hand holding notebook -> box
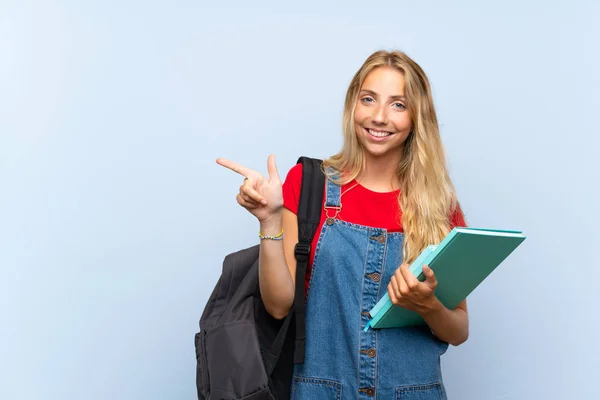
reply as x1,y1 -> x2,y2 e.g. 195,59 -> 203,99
365,227 -> 527,330
387,262 -> 441,317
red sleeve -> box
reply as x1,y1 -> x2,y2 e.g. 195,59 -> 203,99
450,202 -> 467,228
282,162 -> 303,215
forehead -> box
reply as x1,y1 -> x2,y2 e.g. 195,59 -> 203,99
361,67 -> 406,93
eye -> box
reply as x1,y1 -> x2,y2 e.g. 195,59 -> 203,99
361,96 -> 374,104
393,102 -> 406,110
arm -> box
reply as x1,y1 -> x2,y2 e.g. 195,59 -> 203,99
421,298 -> 469,346
216,155 -> 299,320
257,209 -> 300,319
420,201 -> 469,344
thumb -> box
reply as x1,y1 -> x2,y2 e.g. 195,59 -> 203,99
422,265 -> 437,288
267,154 -> 281,183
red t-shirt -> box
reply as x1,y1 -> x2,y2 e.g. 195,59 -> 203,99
282,163 -> 467,295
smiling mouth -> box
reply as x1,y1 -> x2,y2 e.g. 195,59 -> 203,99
366,128 -> 394,138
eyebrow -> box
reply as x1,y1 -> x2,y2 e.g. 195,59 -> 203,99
360,89 -> 406,101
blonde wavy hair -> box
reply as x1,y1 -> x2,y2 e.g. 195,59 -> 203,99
324,50 -> 461,264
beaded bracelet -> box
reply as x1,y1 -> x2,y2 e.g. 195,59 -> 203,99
259,229 -> 284,241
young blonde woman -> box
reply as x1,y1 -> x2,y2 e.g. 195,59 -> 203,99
217,50 -> 468,399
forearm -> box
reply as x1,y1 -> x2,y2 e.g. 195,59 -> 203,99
421,299 -> 469,346
258,214 -> 295,319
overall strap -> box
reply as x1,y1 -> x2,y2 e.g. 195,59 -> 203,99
324,167 -> 342,220
324,169 -> 342,208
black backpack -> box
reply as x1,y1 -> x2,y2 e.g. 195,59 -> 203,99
194,157 -> 325,400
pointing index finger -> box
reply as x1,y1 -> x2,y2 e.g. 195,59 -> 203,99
216,158 -> 251,177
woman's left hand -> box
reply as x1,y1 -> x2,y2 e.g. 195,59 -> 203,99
387,264 -> 443,316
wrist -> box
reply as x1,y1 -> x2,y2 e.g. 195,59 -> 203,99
421,297 -> 444,317
259,212 -> 283,235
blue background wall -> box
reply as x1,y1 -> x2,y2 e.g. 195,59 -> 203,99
2,1 -> 599,398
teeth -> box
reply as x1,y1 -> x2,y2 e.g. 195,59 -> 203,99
368,129 -> 391,138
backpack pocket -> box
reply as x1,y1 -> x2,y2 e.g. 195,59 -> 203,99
396,382 -> 446,400
206,320 -> 269,398
291,377 -> 342,400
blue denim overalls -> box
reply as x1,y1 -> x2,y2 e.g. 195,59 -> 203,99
290,175 -> 450,400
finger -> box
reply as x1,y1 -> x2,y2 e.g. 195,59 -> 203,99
395,267 -> 410,297
267,154 -> 281,183
238,186 -> 261,206
236,194 -> 260,209
242,182 -> 267,205
422,265 -> 438,289
240,192 -> 259,205
216,158 -> 252,178
390,275 -> 404,300
399,263 -> 419,290
388,279 -> 400,304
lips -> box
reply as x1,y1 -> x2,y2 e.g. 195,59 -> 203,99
368,128 -> 392,137
365,127 -> 394,141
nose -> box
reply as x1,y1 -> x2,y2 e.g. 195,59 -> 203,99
372,104 -> 388,125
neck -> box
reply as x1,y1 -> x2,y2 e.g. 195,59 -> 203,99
357,151 -> 402,192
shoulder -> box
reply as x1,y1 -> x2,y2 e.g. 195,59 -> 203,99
282,159 -> 326,188
450,202 -> 467,228
283,162 -> 303,185
282,162 -> 304,214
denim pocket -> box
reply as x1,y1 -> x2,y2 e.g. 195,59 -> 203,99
291,377 -> 342,400
396,382 -> 445,400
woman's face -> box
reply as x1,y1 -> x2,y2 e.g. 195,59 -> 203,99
353,66 -> 413,162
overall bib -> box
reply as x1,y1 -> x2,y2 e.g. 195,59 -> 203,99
291,176 -> 450,400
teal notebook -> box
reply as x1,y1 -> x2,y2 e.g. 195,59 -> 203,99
364,227 -> 526,330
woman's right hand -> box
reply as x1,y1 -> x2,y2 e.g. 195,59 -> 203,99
216,154 -> 283,223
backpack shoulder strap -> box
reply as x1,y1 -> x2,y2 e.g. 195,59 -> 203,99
265,156 -> 325,369
293,156 -> 325,364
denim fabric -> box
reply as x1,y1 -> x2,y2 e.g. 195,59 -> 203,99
291,175 -> 449,400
